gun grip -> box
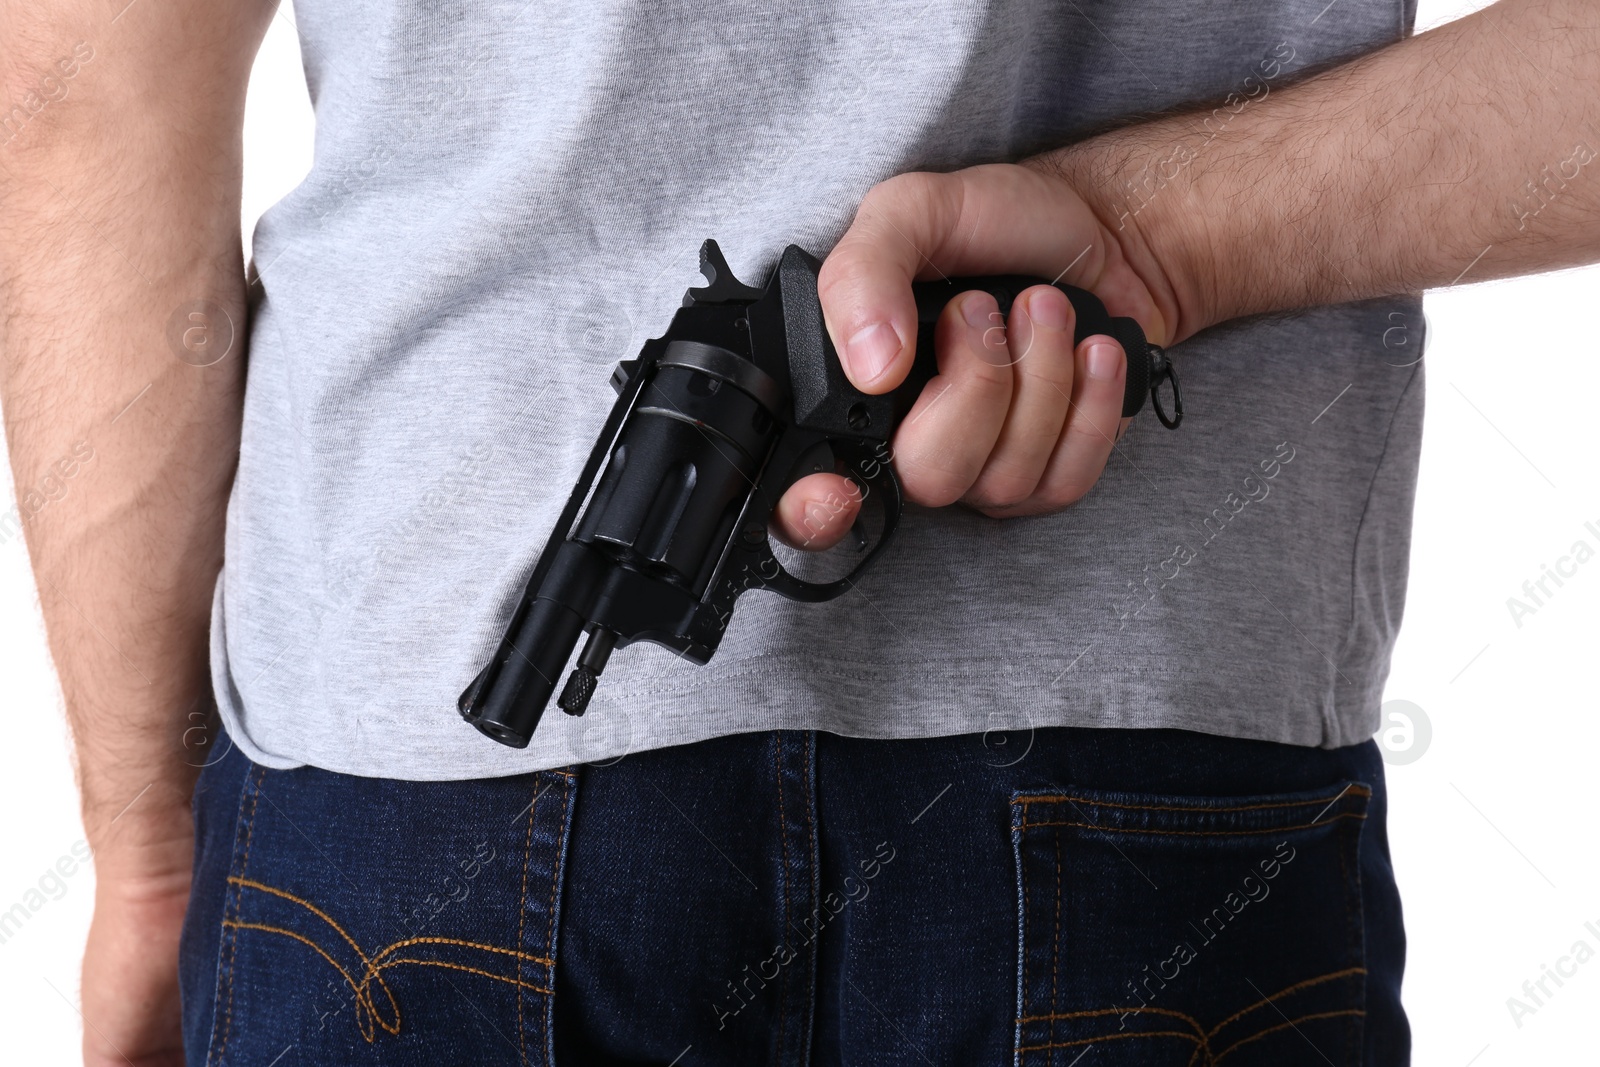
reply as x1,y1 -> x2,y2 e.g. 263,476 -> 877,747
902,277 -> 1171,422
776,246 -> 901,440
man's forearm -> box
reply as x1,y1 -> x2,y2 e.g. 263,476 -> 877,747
1045,0 -> 1600,343
0,0 -> 269,876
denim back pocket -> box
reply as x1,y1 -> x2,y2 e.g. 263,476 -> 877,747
190,752 -> 576,1067
1010,782 -> 1371,1067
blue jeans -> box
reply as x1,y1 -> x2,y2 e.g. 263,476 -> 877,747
180,726 -> 1408,1065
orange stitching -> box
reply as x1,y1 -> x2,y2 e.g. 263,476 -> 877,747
225,876 -> 405,1037
1205,967 -> 1365,1036
1018,813 -> 1367,836
220,925 -> 556,1040
228,877 -> 381,960
367,935 -> 551,969
1017,1005 -> 1207,1031
226,878 -> 554,969
223,921 -> 401,1042
380,957 -> 552,995
1016,1029 -> 1202,1053
517,778 -> 538,1067
1015,1005 -> 1213,1061
221,922 -> 359,999
221,852 -> 566,1050
212,764 -> 265,1066
1012,787 -> 1371,813
1214,1009 -> 1366,1063
1015,970 -> 1366,1064
354,940 -> 548,1009
539,772 -> 567,1059
1024,966 -> 1363,1036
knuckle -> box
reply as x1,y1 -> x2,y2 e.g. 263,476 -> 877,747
1015,345 -> 1076,390
1038,482 -> 1092,511
858,171 -> 963,257
1063,411 -> 1118,447
898,449 -> 970,508
903,475 -> 966,509
814,264 -> 851,314
965,354 -> 1015,393
966,485 -> 1033,511
965,466 -> 1038,511
867,170 -> 945,214
816,240 -> 868,304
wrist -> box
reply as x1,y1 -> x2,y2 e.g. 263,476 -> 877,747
82,779 -> 196,891
1028,132 -> 1227,345
91,823 -> 194,907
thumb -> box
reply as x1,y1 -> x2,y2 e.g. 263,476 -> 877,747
819,173 -> 964,393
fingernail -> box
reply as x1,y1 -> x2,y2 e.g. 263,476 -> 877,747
804,500 -> 832,532
845,322 -> 901,384
1029,288 -> 1070,330
961,292 -> 996,329
1088,341 -> 1123,381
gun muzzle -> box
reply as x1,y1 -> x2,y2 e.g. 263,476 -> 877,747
461,595 -> 588,747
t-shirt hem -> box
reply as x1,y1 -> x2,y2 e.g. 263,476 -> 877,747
212,658 -> 1379,781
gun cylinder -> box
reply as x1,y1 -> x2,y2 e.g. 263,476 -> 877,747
575,342 -> 784,594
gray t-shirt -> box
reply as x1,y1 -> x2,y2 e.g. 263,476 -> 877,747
213,0 -> 1424,779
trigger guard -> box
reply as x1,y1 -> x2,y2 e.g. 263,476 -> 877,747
754,450 -> 904,604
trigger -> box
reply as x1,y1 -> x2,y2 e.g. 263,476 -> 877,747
791,441 -> 837,481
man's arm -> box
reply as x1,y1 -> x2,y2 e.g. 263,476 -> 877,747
784,0 -> 1597,536
1045,0 -> 1600,344
0,0 -> 273,1062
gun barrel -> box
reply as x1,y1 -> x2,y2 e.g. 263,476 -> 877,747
467,595 -> 588,747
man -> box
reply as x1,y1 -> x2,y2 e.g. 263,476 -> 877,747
2,0 -> 1595,1062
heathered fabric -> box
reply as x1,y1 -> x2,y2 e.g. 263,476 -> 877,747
213,0 -> 1425,779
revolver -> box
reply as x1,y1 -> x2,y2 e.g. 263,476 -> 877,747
459,240 -> 1183,748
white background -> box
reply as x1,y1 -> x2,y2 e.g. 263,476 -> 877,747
2,0 -> 1595,1062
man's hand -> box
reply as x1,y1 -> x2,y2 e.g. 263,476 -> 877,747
80,828 -> 195,1067
772,163 -> 1178,549
775,0 -> 1600,553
